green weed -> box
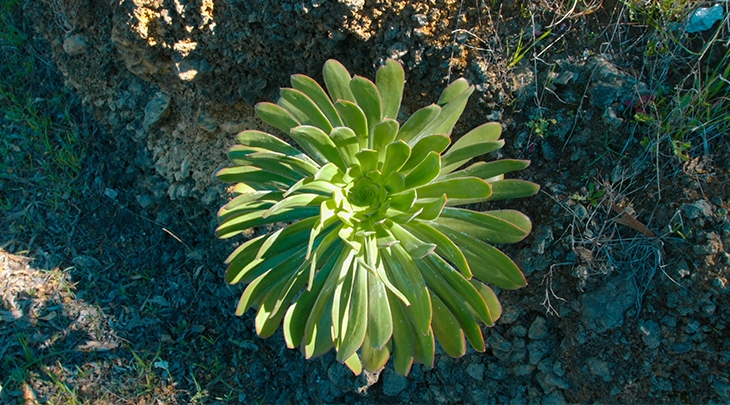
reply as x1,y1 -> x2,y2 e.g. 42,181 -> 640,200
0,2 -> 87,248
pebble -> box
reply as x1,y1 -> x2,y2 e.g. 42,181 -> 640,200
581,276 -> 637,333
638,319 -> 661,349
143,92 -> 171,132
63,34 -> 88,56
136,194 -> 154,209
197,110 -> 218,132
673,342 -> 692,354
681,200 -> 713,220
528,341 -> 550,365
487,362 -> 507,380
529,316 -> 549,340
466,363 -> 485,381
586,357 -> 612,382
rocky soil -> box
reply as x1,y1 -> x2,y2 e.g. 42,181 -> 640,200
2,0 -> 729,404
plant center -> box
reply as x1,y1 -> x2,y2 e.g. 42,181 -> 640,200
348,177 -> 381,208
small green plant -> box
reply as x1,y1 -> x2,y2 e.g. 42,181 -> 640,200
526,116 -> 556,139
216,59 -> 539,376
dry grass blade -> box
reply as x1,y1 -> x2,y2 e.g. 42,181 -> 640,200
610,202 -> 656,237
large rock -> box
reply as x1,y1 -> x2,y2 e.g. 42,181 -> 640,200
29,0 -> 478,201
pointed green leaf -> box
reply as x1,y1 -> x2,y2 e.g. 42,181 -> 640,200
422,254 -> 492,329
255,102 -> 300,134
436,207 -> 532,244
438,159 -> 530,181
290,125 -> 346,169
303,249 -> 354,358
355,149 -> 379,173
236,130 -> 314,164
389,223 -> 436,259
224,234 -> 267,283
416,177 -> 492,200
280,88 -> 334,133
397,104 -> 441,144
323,59 -> 355,102
432,224 -> 527,289
215,206 -> 319,240
350,75 -> 382,137
485,179 -> 541,201
372,119 -> 399,162
330,127 -> 360,166
343,352 -> 363,375
235,247 -> 307,315
381,140 -> 411,175
469,280 -> 501,326
216,165 -> 295,187
384,172 -> 405,194
440,140 -> 505,174
284,178 -> 338,198
228,149 -> 318,179
366,271 -> 393,350
403,152 -> 440,189
291,73 -> 344,127
404,221 -> 470,278
430,294 -> 466,357
437,78 -> 470,106
336,261 -> 368,362
282,246 -> 338,348
400,135 -> 450,174
217,191 -> 280,223
387,291 -> 414,376
420,85 -> 474,139
385,245 -> 432,336
263,193 -> 326,218
420,255 -> 485,352
412,195 -> 447,221
376,59 -> 405,119
361,333 -> 391,373
389,189 -> 416,212
334,100 -> 368,149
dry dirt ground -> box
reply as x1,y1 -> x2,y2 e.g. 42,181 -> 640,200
2,0 -> 730,404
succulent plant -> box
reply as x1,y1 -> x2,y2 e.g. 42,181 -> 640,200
216,59 -> 539,376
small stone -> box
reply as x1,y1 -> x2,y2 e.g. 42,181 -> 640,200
220,121 -> 249,134
136,194 -> 154,209
466,363 -> 485,381
143,92 -> 171,132
685,319 -> 700,334
541,141 -> 557,161
543,390 -> 568,405
639,319 -> 661,349
581,276 -> 637,333
528,341 -> 550,365
197,110 -> 218,132
63,34 -> 88,56
529,317 -> 549,340
681,200 -> 713,219
553,70 -> 575,85
673,342 -> 692,354
573,204 -> 589,221
487,362 -> 507,380
487,331 -> 512,352
104,188 -> 119,200
602,107 -> 624,128
174,58 -> 211,82
586,357 -> 612,382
